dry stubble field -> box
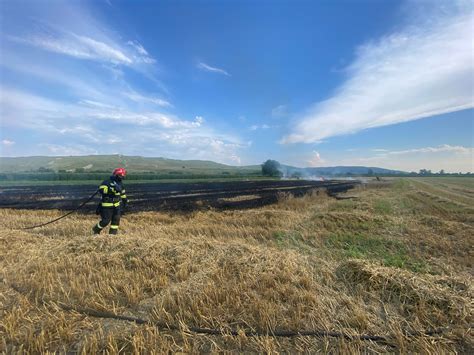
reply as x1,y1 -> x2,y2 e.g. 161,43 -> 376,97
0,178 -> 473,353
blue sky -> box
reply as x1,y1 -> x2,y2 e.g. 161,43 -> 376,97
0,0 -> 472,172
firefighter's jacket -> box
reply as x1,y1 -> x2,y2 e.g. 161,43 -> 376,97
98,176 -> 128,208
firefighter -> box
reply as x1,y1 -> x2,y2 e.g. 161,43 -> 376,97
92,168 -> 128,235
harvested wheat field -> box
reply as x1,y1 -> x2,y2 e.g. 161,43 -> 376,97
1,178 -> 473,353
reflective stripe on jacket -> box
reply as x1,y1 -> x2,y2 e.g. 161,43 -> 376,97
98,176 -> 127,208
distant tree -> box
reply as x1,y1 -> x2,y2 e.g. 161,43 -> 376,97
439,169 -> 445,175
367,168 -> 374,176
261,159 -> 282,177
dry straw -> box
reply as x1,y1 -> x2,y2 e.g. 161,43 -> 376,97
0,178 -> 473,353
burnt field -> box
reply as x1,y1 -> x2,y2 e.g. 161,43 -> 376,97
1,177 -> 472,353
0,179 -> 359,212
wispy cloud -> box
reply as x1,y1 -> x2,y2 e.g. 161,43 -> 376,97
124,91 -> 172,108
249,124 -> 271,131
288,144 -> 473,173
353,144 -> 473,172
282,4 -> 473,144
0,86 -> 243,164
384,144 -> 472,156
2,140 -> 16,146
7,23 -> 156,68
88,110 -> 204,128
271,105 -> 287,118
39,143 -> 98,156
0,1 -> 246,164
307,151 -> 325,167
197,62 -> 231,76
79,100 -> 118,110
127,40 -> 147,55
9,33 -> 133,65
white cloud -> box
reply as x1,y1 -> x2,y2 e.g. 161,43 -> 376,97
9,33 -> 133,65
127,40 -> 148,55
1,86 -> 245,164
386,144 -> 472,155
126,40 -> 156,64
79,100 -> 118,109
197,62 -> 231,76
0,52 -> 107,99
130,129 -> 245,165
230,155 -> 241,165
7,25 -> 156,67
89,111 -> 203,128
282,4 -> 474,144
124,91 -> 172,108
195,116 -> 204,126
0,88 -> 69,120
286,144 -> 473,173
73,34 -> 133,64
271,105 -> 287,118
57,125 -> 99,143
2,139 -> 15,146
0,2 -> 245,164
39,143 -> 98,156
249,124 -> 272,131
0,86 -> 194,130
307,151 -> 325,167
350,144 -> 473,173
1,49 -> 164,112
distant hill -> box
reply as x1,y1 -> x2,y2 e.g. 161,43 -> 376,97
0,155 -> 406,177
0,155 -> 260,174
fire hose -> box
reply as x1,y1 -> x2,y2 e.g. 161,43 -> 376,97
5,281 -> 469,348
21,190 -> 99,230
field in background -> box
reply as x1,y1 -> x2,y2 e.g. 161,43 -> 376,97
0,178 -> 472,353
0,176 -> 274,187
0,180 -> 358,212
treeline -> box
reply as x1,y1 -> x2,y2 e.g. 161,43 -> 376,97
347,171 -> 473,177
414,169 -> 473,176
0,171 -> 262,182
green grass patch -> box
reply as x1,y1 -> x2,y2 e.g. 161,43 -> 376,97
328,199 -> 357,212
325,232 -> 428,273
272,230 -> 314,253
373,199 -> 393,214
273,230 -> 303,246
393,178 -> 410,190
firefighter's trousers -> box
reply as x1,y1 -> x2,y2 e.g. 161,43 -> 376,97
93,206 -> 121,234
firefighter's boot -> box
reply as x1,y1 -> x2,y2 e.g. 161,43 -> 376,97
92,224 -> 102,235
109,225 -> 119,235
